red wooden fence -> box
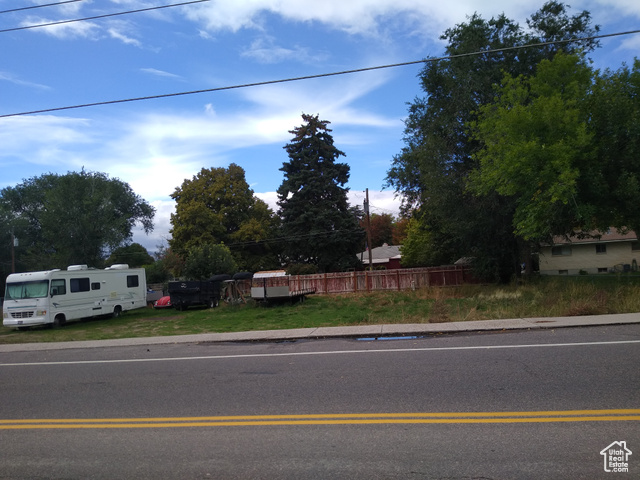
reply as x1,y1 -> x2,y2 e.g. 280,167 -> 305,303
288,265 -> 475,295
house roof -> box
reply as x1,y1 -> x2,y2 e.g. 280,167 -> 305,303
357,244 -> 402,264
550,229 -> 637,246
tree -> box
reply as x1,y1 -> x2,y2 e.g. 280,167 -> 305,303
391,217 -> 410,245
400,218 -> 444,267
169,164 -> 279,270
183,242 -> 237,280
471,54 -> 640,240
385,2 -> 599,281
586,59 -> 640,234
105,243 -> 154,268
278,114 -> 364,272
363,213 -> 394,248
145,244 -> 184,283
0,170 -> 155,270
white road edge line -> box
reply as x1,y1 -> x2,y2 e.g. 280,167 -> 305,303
1,339 -> 639,367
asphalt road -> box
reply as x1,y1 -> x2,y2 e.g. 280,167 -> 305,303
1,325 -> 639,479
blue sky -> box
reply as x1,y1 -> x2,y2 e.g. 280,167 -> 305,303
1,0 -> 639,253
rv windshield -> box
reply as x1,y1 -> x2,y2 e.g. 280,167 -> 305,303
5,280 -> 49,300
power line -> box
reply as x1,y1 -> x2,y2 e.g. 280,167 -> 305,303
0,1 -> 84,15
0,0 -> 211,33
224,227 -> 365,250
1,28 -> 639,119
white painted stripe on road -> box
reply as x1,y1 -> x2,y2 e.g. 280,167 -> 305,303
1,339 -> 639,367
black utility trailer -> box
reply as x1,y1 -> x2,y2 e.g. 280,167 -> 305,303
168,276 -> 230,311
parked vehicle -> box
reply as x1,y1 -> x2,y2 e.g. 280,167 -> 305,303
251,270 -> 315,304
153,296 -> 172,309
2,264 -> 147,328
146,289 -> 164,306
168,275 -> 230,311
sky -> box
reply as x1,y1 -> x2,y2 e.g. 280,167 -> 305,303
1,0 -> 639,254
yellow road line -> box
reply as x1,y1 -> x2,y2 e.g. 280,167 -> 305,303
1,409 -> 639,429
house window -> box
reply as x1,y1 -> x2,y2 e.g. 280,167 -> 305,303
552,246 -> 572,256
598,268 -> 608,273
632,241 -> 640,251
596,244 -> 607,254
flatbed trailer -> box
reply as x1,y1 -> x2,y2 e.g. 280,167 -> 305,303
250,271 -> 315,304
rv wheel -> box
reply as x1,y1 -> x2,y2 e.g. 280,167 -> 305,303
209,298 -> 218,308
52,315 -> 66,328
112,306 -> 122,318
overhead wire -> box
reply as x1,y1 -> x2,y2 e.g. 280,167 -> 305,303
0,0 -> 211,33
1,28 -> 639,119
0,0 -> 84,15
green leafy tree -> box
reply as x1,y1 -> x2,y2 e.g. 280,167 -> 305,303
586,59 -> 640,234
169,164 -> 279,270
470,53 -> 594,241
145,244 -> 184,283
183,242 -> 237,280
0,170 -> 155,270
105,243 -> 154,268
278,114 -> 364,272
471,54 -> 640,240
385,1 -> 599,281
399,218 -> 440,267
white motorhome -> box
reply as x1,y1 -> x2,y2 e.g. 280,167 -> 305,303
2,264 -> 147,328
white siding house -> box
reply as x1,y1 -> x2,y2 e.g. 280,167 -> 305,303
539,230 -> 639,275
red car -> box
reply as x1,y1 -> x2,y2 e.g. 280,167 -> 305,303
153,296 -> 173,309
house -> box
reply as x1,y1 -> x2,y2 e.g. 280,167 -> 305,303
357,244 -> 402,270
538,230 -> 639,275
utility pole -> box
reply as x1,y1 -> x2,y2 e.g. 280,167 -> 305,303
364,189 -> 373,270
11,228 -> 16,273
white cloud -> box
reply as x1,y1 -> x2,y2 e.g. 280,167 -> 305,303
22,16 -> 99,39
241,36 -> 328,64
0,72 -> 50,91
182,0 -> 542,38
140,68 -> 184,79
107,27 -> 142,46
617,34 -> 640,54
0,115 -> 92,166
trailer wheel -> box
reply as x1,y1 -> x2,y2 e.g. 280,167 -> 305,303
112,306 -> 122,318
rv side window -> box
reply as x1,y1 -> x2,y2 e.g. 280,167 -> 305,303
127,275 -> 139,288
70,277 -> 90,293
91,282 -> 101,290
50,279 -> 66,296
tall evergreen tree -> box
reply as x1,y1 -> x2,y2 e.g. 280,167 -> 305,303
278,114 -> 364,272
